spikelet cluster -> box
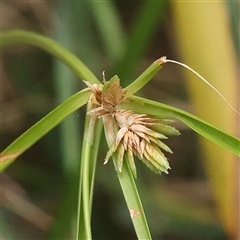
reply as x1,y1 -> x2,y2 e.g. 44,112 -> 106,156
84,75 -> 179,177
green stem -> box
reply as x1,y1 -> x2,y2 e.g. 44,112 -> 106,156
103,115 -> 152,240
89,120 -> 103,206
0,30 -> 100,84
77,112 -> 92,239
82,136 -> 92,239
76,104 -> 103,240
114,158 -> 152,239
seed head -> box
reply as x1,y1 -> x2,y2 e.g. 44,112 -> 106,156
105,110 -> 180,177
84,75 -> 125,116
83,76 -> 180,178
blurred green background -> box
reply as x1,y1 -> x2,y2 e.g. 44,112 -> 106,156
1,1 -> 239,239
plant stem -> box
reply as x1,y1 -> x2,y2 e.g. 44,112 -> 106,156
115,158 -> 152,239
103,115 -> 152,240
76,104 -> 103,240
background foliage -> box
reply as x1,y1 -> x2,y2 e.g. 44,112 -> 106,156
1,1 -> 239,239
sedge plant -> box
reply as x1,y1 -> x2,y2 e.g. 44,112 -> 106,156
1,30 -> 240,239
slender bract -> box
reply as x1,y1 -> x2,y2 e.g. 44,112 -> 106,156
0,89 -> 90,172
124,57 -> 165,98
0,30 -> 100,84
119,96 -> 240,156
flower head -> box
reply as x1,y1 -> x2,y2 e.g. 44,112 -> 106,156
84,76 -> 180,178
83,75 -> 125,117
105,110 -> 180,178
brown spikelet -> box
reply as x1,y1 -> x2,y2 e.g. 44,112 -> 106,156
83,75 -> 180,178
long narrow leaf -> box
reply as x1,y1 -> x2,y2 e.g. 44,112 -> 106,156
119,96 -> 240,156
0,89 -> 91,172
0,30 -> 100,84
123,58 -> 164,98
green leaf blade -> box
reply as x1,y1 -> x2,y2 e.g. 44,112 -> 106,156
0,89 -> 91,172
123,58 -> 165,98
120,96 -> 240,156
0,30 -> 100,84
